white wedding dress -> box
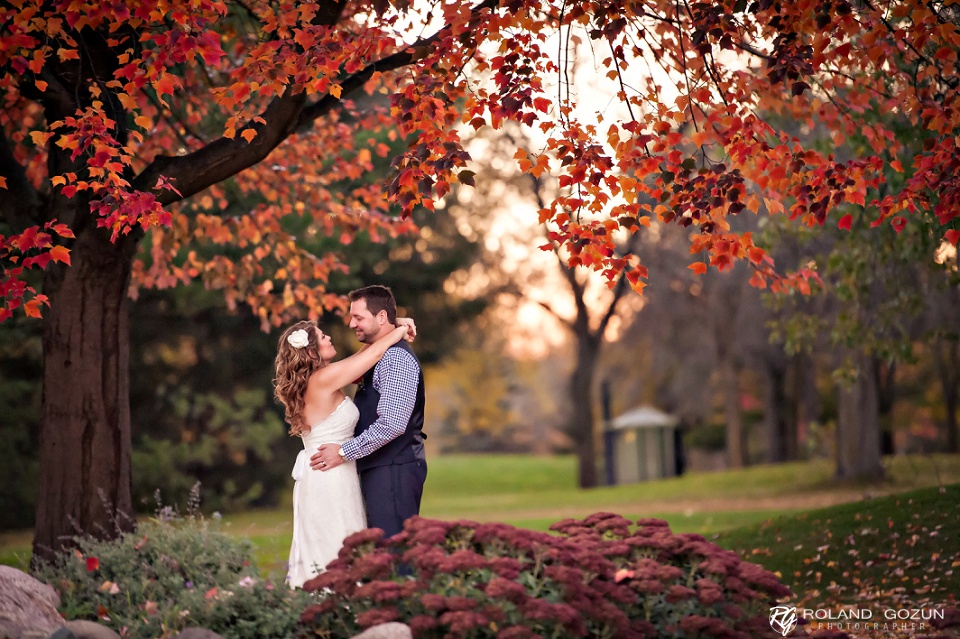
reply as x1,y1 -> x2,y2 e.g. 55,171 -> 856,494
286,397 -> 366,588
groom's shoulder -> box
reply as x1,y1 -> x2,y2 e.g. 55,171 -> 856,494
382,342 -> 421,370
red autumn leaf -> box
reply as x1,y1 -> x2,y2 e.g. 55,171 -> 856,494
49,246 -> 71,265
23,252 -> 52,269
23,298 -> 46,317
945,229 -> 960,245
838,214 -> 853,231
154,73 -> 179,97
86,556 -> 100,571
48,223 -> 74,238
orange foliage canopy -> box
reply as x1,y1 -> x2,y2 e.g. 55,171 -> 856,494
1,0 -> 958,322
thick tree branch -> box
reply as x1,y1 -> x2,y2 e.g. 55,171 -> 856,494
135,91 -> 309,205
0,127 -> 44,231
136,0 -> 500,206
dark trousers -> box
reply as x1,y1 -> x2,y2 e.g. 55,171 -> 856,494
360,459 -> 427,538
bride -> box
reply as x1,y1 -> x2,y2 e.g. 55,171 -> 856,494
273,318 -> 414,588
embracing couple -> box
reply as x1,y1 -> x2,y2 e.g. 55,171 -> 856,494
273,285 -> 428,588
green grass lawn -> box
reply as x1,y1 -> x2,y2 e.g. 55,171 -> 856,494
713,482 -> 960,608
4,453 -> 959,579
418,452 -> 960,520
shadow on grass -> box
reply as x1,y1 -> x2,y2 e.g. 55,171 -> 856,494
714,482 -> 960,608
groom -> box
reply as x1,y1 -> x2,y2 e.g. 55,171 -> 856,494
309,285 -> 427,538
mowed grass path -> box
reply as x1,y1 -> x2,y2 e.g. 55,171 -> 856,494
3,453 -> 959,577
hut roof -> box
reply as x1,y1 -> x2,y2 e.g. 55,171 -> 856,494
610,405 -> 679,430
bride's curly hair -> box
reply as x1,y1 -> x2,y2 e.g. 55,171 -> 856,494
274,320 -> 324,436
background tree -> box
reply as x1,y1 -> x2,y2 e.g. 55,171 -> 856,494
759,99 -> 960,478
529,178 -> 640,488
602,219 -> 775,470
439,122 -> 643,487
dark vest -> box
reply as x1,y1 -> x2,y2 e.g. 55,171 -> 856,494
353,341 -> 426,471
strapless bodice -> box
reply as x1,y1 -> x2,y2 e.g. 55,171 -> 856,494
300,397 -> 359,449
291,398 -> 359,482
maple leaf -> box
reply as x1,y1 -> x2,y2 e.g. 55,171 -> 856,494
23,299 -> 45,317
48,246 -> 71,265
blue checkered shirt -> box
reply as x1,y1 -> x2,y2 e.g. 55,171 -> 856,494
341,346 -> 420,460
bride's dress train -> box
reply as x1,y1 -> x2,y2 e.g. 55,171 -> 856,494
287,397 -> 366,588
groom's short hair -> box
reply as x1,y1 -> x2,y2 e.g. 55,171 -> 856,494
349,285 -> 397,324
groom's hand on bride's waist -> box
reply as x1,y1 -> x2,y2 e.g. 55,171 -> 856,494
310,443 -> 345,472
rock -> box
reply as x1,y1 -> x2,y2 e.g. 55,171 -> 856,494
0,566 -> 64,639
351,623 -> 413,639
169,629 -> 226,639
55,621 -> 121,639
0,618 -> 23,639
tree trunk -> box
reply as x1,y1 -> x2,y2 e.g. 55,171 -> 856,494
568,338 -> 599,488
835,353 -> 884,481
932,336 -> 959,453
32,218 -> 140,564
720,357 -> 746,468
792,353 -> 816,459
764,358 -> 794,463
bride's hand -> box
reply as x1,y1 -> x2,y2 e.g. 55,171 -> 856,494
397,317 -> 417,342
388,324 -> 411,344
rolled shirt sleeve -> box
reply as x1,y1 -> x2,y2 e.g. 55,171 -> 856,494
340,347 -> 420,460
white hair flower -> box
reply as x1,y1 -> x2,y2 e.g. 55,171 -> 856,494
287,329 -> 310,349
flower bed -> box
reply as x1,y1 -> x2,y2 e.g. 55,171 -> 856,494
33,513 -> 312,639
301,513 -> 792,638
